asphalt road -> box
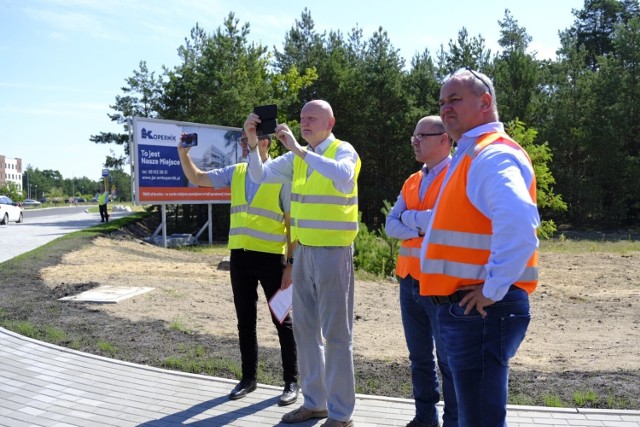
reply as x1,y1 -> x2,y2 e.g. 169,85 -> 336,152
0,206 -> 132,264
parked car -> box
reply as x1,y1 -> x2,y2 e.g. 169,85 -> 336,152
76,197 -> 87,203
0,195 -> 24,224
22,199 -> 42,207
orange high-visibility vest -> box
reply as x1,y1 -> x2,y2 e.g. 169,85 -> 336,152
420,132 -> 539,296
395,167 -> 447,280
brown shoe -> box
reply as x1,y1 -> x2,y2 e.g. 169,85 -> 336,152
282,406 -> 328,423
321,419 -> 354,427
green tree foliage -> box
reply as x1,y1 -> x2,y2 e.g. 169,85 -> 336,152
540,1 -> 640,227
571,0 -> 639,70
90,61 -> 163,169
275,11 -> 417,227
348,28 -> 415,227
537,30 -> 596,227
405,49 -> 441,118
492,10 -> 540,124
62,177 -> 96,199
438,27 -> 492,75
46,187 -> 66,203
0,182 -> 22,200
506,119 -> 567,238
92,6 -> 613,246
610,16 -> 640,222
97,169 -> 132,202
162,16 -> 271,127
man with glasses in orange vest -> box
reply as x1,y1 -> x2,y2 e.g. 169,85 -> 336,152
245,100 -> 361,427
420,68 -> 540,427
385,115 -> 457,427
177,132 -> 299,407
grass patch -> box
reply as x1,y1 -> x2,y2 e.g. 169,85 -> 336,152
509,393 -> 537,406
162,288 -> 185,299
97,341 -> 118,357
0,320 -> 67,343
161,345 -> 280,385
174,243 -> 229,256
574,389 -> 599,407
169,318 -> 195,335
543,394 -> 565,407
606,393 -> 633,409
541,234 -> 640,254
163,344 -> 241,378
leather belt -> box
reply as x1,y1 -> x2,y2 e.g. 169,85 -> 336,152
429,285 -> 520,304
430,290 -> 471,305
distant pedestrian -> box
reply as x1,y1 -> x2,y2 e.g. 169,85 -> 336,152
95,185 -> 109,222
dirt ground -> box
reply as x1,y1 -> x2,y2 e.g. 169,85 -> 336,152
2,218 -> 639,409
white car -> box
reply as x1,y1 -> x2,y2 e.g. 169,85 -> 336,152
0,195 -> 23,224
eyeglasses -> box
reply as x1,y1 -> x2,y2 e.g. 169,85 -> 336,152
462,66 -> 492,96
238,137 -> 248,144
411,132 -> 444,143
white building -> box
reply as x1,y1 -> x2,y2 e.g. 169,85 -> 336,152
0,155 -> 23,193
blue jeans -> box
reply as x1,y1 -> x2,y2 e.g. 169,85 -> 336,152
437,286 -> 530,427
400,276 -> 458,427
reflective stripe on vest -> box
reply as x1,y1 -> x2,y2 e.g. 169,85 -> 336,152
420,132 -> 539,296
395,166 -> 446,279
228,163 -> 286,254
291,139 -> 361,246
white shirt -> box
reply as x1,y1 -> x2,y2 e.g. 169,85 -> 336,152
247,134 -> 359,194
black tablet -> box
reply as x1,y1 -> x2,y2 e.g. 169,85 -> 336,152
254,104 -> 278,136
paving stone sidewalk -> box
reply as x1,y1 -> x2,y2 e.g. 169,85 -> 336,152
1,327 -> 639,427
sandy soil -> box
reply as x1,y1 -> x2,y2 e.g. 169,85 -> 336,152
2,219 -> 639,409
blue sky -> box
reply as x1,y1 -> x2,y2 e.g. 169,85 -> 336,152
0,0 -> 585,180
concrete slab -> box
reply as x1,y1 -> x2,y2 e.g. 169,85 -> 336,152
59,286 -> 154,303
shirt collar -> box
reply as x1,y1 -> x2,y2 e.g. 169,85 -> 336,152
421,155 -> 452,176
457,122 -> 504,152
309,133 -> 335,154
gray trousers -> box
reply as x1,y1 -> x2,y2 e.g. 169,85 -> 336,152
292,244 -> 355,422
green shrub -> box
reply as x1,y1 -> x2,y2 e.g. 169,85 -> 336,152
354,202 -> 400,278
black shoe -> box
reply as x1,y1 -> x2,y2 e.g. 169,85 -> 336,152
229,379 -> 257,400
278,382 -> 299,406
406,418 -> 440,427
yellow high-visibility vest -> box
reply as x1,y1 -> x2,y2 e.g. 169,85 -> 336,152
229,163 -> 287,254
291,140 -> 361,246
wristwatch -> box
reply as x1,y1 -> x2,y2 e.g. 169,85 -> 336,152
287,257 -> 294,265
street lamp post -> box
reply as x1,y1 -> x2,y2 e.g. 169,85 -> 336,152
35,185 -> 38,201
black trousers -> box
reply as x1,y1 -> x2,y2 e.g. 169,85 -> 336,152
99,204 -> 109,222
229,249 -> 298,383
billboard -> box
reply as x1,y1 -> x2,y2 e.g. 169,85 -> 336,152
131,117 -> 243,204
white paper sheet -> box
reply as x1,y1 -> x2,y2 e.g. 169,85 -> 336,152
268,285 -> 293,324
